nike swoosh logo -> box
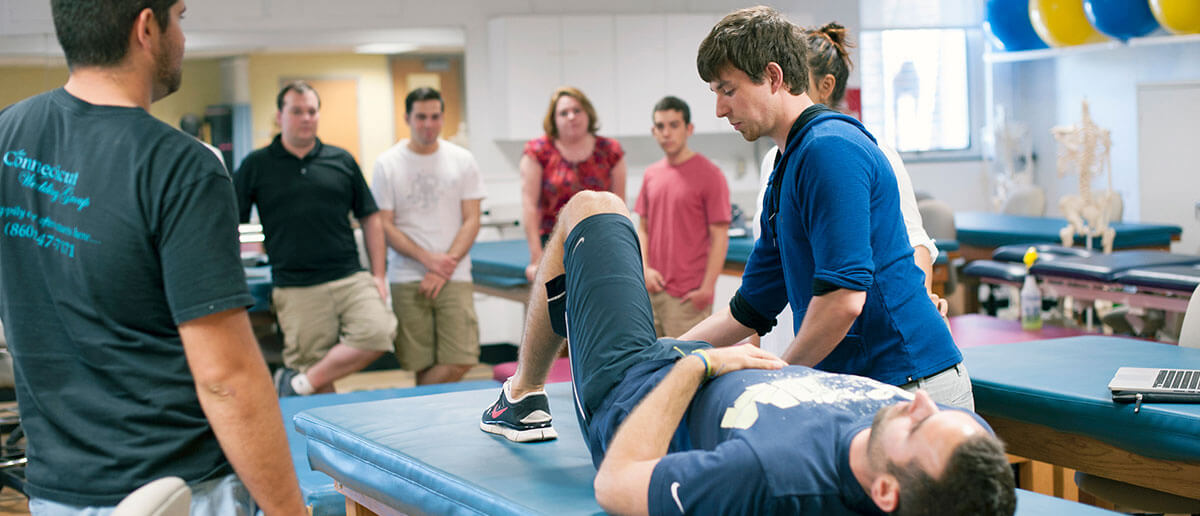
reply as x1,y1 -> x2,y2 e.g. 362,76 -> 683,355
490,406 -> 508,419
670,481 -> 683,513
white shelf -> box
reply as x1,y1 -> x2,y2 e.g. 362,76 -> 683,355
984,32 -> 1200,64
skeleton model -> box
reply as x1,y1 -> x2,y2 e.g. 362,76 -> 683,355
988,106 -> 1036,212
1053,100 -> 1118,253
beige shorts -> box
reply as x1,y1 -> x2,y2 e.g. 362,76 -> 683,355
650,290 -> 711,338
391,281 -> 480,371
272,271 -> 397,371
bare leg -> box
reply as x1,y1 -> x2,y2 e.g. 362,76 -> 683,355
304,345 -> 384,393
509,191 -> 631,398
416,363 -> 473,385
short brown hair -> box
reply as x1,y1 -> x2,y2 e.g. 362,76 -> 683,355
696,6 -> 809,96
276,81 -> 321,111
889,434 -> 1017,516
542,86 -> 599,139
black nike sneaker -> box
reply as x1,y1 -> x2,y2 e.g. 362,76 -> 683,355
479,379 -> 558,442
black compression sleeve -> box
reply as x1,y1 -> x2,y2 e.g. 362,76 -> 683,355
729,290 -> 777,336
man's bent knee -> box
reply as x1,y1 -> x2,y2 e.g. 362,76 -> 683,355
559,191 -> 628,231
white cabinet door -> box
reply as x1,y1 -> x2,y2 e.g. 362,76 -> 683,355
614,15 -> 667,136
1138,82 -> 1200,254
665,14 -> 731,134
490,16 -> 563,141
561,15 -> 618,139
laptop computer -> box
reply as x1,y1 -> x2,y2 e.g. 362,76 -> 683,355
1109,367 -> 1200,411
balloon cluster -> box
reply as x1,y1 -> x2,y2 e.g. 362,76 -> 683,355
986,0 -> 1200,51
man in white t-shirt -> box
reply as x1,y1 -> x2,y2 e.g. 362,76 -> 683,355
372,87 -> 486,385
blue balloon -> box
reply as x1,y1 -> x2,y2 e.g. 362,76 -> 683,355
985,0 -> 1050,51
1085,0 -> 1161,40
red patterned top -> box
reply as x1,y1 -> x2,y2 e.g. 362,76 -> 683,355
524,135 -> 625,237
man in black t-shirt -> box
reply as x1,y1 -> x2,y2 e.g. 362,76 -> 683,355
0,0 -> 304,512
235,81 -> 396,396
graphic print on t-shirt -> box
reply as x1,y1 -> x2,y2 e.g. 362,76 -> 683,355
405,167 -> 442,211
1,148 -> 97,258
720,371 -> 911,430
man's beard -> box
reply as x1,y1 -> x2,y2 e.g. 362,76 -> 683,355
152,42 -> 182,101
865,403 -> 901,470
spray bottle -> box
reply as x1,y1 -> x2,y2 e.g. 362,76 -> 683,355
1020,247 -> 1042,331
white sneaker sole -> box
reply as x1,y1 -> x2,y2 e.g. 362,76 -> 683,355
479,421 -> 558,443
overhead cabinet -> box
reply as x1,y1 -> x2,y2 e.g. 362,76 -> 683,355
488,13 -> 732,140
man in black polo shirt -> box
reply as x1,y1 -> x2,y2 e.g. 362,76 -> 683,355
235,81 -> 396,396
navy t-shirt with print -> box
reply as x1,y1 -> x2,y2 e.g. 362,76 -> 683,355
638,366 -> 986,515
0,89 -> 252,506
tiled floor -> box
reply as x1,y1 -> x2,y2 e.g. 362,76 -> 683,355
0,366 -> 499,515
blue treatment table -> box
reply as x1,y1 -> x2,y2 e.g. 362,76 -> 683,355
726,236 -> 959,296
244,265 -> 273,314
963,336 -> 1200,500
954,212 -> 1181,261
1030,251 -> 1200,313
471,237 -> 760,302
293,383 -> 1115,515
469,240 -> 533,302
280,381 -> 499,516
952,213 -> 1178,314
1116,263 -> 1200,295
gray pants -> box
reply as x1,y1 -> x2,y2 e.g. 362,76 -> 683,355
900,362 -> 975,411
29,474 -> 257,516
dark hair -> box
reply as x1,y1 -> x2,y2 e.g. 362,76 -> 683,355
51,0 -> 176,69
405,87 -> 444,115
652,96 -> 691,125
806,22 -> 855,107
179,113 -> 202,137
696,6 -> 808,96
889,435 -> 1016,516
542,86 -> 599,139
276,81 -> 321,111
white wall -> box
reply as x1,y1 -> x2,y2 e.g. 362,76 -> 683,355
993,39 -> 1200,224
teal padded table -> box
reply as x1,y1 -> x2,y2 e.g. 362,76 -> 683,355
963,336 -> 1200,500
954,212 -> 1180,262
472,237 -> 758,302
726,236 -> 960,295
953,212 -> 1180,312
294,383 -> 1115,515
280,381 -> 499,515
469,240 -> 532,302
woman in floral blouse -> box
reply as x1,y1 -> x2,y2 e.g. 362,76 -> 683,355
520,86 -> 627,281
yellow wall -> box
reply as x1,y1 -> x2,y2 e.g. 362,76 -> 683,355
149,58 -> 225,135
0,65 -> 68,109
0,59 -> 223,137
2,54 -> 396,179
247,53 -> 395,180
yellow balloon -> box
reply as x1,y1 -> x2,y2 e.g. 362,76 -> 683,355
1150,0 -> 1200,35
1029,0 -> 1110,47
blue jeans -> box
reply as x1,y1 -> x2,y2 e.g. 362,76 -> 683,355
29,474 -> 257,516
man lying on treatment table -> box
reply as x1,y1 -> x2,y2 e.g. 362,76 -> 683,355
478,191 -> 1016,516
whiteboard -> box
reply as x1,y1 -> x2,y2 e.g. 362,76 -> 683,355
1137,82 -> 1200,254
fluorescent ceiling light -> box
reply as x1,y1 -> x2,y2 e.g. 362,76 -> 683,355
355,43 -> 419,54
